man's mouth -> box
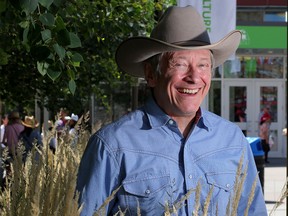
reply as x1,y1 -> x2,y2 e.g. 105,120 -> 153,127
178,88 -> 199,94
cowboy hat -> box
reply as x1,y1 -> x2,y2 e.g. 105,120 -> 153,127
22,116 -> 39,128
65,113 -> 79,122
116,5 -> 242,77
8,111 -> 21,120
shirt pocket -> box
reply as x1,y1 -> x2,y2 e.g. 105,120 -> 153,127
121,174 -> 170,215
204,171 -> 237,214
205,171 -> 236,192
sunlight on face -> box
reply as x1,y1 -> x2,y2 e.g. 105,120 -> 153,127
152,49 -> 212,117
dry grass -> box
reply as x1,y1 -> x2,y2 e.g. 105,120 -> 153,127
0,115 -> 287,215
269,177 -> 288,216
0,113 -> 90,216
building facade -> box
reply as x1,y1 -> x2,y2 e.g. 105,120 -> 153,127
206,0 -> 287,157
91,1 -> 287,158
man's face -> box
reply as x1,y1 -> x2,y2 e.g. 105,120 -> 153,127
146,49 -> 212,117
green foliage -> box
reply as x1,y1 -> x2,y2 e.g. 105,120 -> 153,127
0,0 -> 176,116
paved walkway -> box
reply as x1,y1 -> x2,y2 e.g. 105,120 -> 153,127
264,158 -> 287,216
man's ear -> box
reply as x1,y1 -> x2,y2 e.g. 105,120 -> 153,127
144,63 -> 157,87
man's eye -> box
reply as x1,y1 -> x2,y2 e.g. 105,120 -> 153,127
172,62 -> 188,71
198,63 -> 210,69
175,63 -> 187,68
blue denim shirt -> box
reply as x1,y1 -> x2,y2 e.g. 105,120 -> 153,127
76,97 -> 267,216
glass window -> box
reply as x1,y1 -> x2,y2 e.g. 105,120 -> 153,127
229,86 -> 247,123
237,11 -> 263,22
223,56 -> 284,78
264,12 -> 286,22
260,86 -> 277,123
237,11 -> 287,23
257,57 -> 284,78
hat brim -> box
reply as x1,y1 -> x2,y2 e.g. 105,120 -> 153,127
116,30 -> 241,77
22,121 -> 39,128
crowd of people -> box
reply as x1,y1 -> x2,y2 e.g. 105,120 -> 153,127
48,109 -> 79,153
0,108 -> 79,190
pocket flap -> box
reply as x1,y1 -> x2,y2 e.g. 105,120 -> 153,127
205,172 -> 236,191
123,175 -> 170,197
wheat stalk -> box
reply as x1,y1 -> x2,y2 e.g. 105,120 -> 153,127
269,177 -> 288,215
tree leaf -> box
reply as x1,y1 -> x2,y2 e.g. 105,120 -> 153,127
19,20 -> 29,28
69,79 -> 76,95
47,68 -> 61,81
41,29 -> 52,42
53,43 -> 66,60
39,13 -> 55,27
71,52 -> 83,67
53,0 -> 65,7
20,0 -> 38,14
67,69 -> 75,80
54,16 -> 66,32
37,61 -> 49,76
39,0 -> 53,9
0,48 -> 10,65
22,26 -> 29,44
68,33 -> 81,48
0,0 -> 7,13
27,23 -> 41,44
57,29 -> 70,46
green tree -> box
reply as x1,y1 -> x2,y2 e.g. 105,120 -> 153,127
0,0 -> 176,116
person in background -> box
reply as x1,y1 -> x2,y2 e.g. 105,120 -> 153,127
21,116 -> 43,162
259,106 -> 271,123
3,111 -> 24,156
66,113 -> 79,147
59,108 -> 69,129
0,114 -> 9,145
49,119 -> 65,154
259,113 -> 271,163
2,111 -> 24,189
76,6 -> 267,216
0,114 -> 9,190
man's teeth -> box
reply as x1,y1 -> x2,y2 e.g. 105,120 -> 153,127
179,88 -> 199,94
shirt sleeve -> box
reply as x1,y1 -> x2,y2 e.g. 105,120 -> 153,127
238,136 -> 268,216
76,134 -> 120,216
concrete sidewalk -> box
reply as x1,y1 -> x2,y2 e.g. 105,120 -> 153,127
264,158 -> 287,216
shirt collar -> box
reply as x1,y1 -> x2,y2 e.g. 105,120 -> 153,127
144,97 -> 209,131
144,97 -> 171,128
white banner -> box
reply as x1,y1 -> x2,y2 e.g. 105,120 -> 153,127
177,0 -> 236,43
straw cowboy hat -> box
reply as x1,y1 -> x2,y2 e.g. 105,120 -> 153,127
116,5 -> 242,77
22,116 -> 39,128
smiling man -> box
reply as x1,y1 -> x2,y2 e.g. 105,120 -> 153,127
76,6 -> 267,216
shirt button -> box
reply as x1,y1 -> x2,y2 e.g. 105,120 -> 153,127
188,174 -> 193,179
145,189 -> 151,195
226,184 -> 230,188
168,119 -> 174,125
